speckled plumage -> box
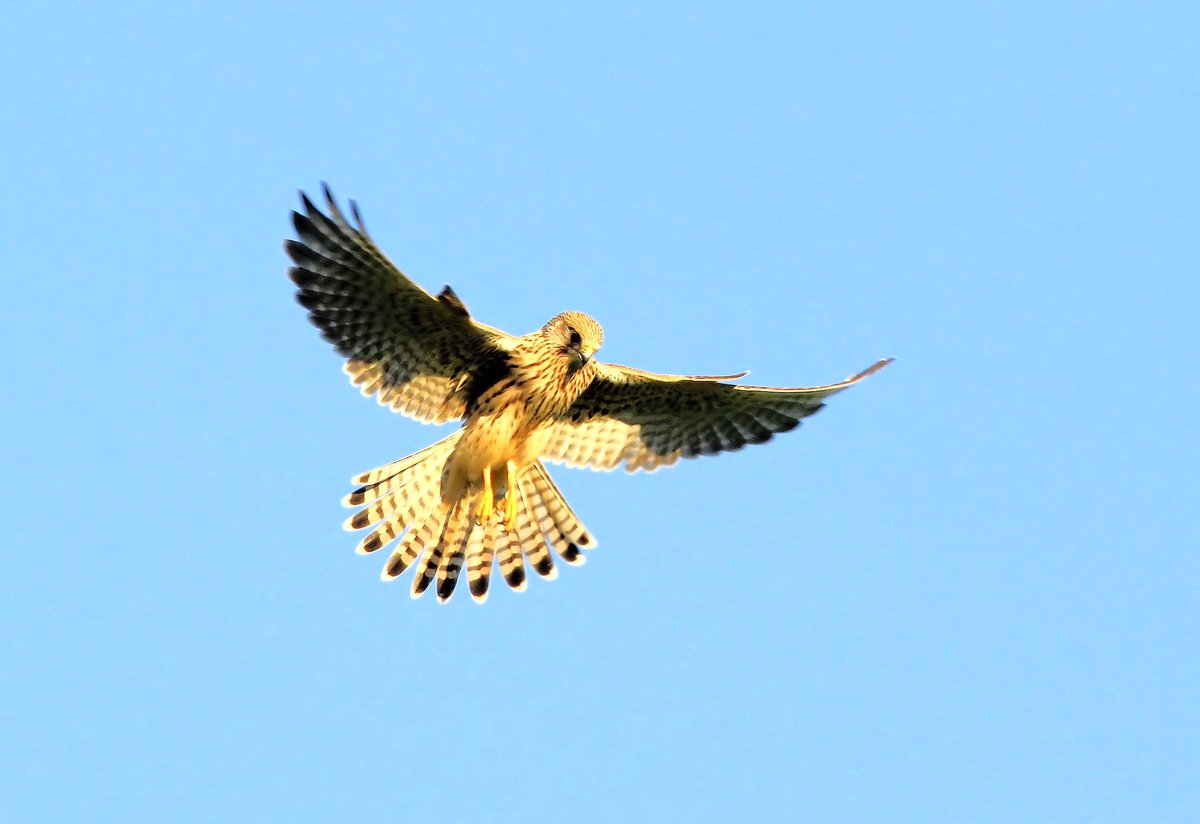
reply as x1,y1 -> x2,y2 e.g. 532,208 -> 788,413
287,184 -> 890,603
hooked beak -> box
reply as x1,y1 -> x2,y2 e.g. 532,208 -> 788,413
567,347 -> 591,369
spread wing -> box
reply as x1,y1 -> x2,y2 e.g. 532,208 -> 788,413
542,359 -> 892,472
286,185 -> 518,423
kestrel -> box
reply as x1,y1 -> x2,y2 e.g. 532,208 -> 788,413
287,185 -> 890,603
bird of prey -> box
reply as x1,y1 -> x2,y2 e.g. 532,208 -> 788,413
287,185 -> 891,603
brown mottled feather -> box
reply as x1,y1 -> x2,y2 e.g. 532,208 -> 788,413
411,504 -> 458,598
287,185 -> 516,424
382,503 -> 442,580
526,463 -> 592,563
513,480 -> 556,580
543,359 -> 892,472
435,506 -> 475,603
345,433 -> 459,554
468,522 -> 498,603
495,522 -> 526,592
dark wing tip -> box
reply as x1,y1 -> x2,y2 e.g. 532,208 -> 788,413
291,209 -> 312,236
295,290 -> 324,311
284,239 -> 313,265
350,199 -> 367,234
858,357 -> 894,379
437,285 -> 470,317
777,416 -> 803,433
322,183 -> 356,228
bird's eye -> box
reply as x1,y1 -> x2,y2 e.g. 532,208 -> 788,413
567,329 -> 582,348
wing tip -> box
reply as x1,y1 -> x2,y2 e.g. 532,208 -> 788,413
855,357 -> 895,381
740,356 -> 895,394
350,198 -> 367,233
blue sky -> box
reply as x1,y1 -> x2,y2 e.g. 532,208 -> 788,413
3,2 -> 1197,821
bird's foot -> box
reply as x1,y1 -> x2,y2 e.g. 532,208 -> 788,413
500,459 -> 519,532
475,465 -> 494,524
503,491 -> 519,533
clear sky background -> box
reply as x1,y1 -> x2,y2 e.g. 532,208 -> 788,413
3,2 -> 1197,822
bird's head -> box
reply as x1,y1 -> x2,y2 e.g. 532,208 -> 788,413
543,311 -> 604,371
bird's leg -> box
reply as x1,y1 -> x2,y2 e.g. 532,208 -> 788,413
502,460 -> 520,532
476,465 -> 494,524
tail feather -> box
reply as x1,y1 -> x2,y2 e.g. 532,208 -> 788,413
344,457 -> 440,532
381,499 -> 442,579
495,525 -> 526,592
349,435 -> 459,487
435,504 -> 476,603
528,463 -> 594,563
342,471 -> 410,508
467,525 -> 497,603
346,432 -> 460,554
523,470 -> 580,564
352,469 -> 443,555
342,444 -> 596,602
515,479 -> 557,579
410,508 -> 454,597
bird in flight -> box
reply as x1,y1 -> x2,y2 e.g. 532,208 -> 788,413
287,185 -> 890,603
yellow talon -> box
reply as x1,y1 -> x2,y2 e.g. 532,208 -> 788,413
504,491 -> 519,532
476,465 -> 494,524
502,460 -> 519,532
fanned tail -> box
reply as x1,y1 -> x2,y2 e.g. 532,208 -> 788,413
411,497 -> 474,601
344,431 -> 462,556
527,462 -> 595,563
459,461 -> 596,603
343,447 -> 597,603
